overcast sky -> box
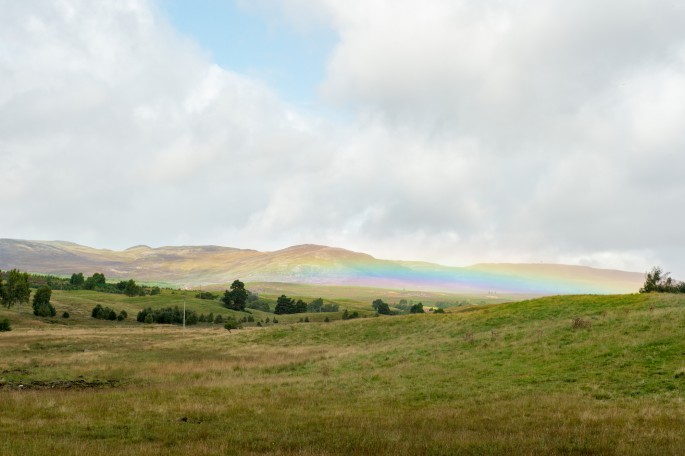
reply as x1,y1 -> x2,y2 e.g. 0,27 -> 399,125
2,0 -> 685,275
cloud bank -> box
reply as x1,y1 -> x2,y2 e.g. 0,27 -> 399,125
1,0 -> 684,275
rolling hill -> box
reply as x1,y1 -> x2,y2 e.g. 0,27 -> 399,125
0,238 -> 644,294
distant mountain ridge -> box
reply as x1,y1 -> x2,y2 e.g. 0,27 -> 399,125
0,239 -> 644,294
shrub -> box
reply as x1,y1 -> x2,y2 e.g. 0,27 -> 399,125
273,318 -> 278,324
224,318 -> 241,331
434,308 -> 445,314
247,315 -> 255,322
0,318 -> 11,331
304,316 -> 309,322
214,315 -> 224,324
195,291 -> 216,300
571,317 -> 592,330
32,286 -> 55,317
144,314 -> 153,324
34,302 -> 56,317
324,316 -> 330,322
62,311 -> 70,319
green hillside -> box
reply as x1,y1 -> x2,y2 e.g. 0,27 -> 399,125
1,292 -> 684,454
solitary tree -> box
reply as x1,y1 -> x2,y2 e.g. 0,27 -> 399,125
2,269 -> 31,308
32,286 -> 56,317
222,280 -> 248,311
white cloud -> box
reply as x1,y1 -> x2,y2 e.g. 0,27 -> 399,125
1,0 -> 685,276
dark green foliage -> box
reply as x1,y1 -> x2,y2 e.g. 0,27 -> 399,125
84,273 -> 106,290
0,318 -> 11,331
136,307 -> 198,325
62,311 -> 70,319
214,314 -> 224,324
247,315 -> 255,322
198,314 -> 207,323
70,272 -> 85,287
273,295 -> 309,314
273,318 -> 278,324
224,317 -> 241,331
640,267 -> 685,293
256,321 -> 262,327
2,269 -> 31,309
32,286 -> 56,317
207,312 -> 214,323
409,302 -> 425,314
324,316 -> 330,322
222,280 -> 248,311
372,299 -> 392,315
307,297 -> 324,312
342,309 -> 360,320
150,286 -> 161,296
195,291 -> 217,300
304,316 -> 309,322
274,295 -> 295,314
434,308 -> 445,314
116,310 -> 128,321
124,279 -> 143,297
91,304 -> 120,321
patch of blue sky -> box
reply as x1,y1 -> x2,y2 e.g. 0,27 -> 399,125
159,0 -> 337,107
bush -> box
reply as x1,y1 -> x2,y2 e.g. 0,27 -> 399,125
214,314 -> 224,324
571,317 -> 592,330
434,308 -> 445,314
324,316 -> 330,322
34,302 -> 56,317
62,311 -> 70,319
224,318 -> 241,331
0,318 -> 11,331
32,286 -> 55,317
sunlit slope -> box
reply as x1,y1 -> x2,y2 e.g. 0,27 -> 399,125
1,292 -> 684,454
0,239 -> 644,293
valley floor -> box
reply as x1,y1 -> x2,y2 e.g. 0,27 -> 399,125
1,293 -> 685,455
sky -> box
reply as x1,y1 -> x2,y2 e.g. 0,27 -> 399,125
1,0 -> 685,275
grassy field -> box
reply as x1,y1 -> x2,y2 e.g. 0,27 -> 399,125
1,291 -> 685,454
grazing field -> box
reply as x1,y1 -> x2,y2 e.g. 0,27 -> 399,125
1,292 -> 685,455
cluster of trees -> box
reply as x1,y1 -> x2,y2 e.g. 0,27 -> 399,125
198,312 -> 232,324
69,272 -> 160,296
274,295 -> 307,314
0,269 -> 31,309
136,306 -> 198,325
273,295 -> 338,315
91,304 -> 128,321
372,299 -> 392,315
306,298 -> 339,313
640,267 -> 685,293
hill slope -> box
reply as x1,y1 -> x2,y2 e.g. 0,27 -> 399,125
0,238 -> 644,294
1,292 -> 684,454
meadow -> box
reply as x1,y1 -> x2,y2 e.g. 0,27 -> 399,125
1,290 -> 684,455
